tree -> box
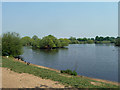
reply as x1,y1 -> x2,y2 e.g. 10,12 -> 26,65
39,35 -> 69,49
69,37 -> 79,44
115,37 -> 120,46
2,32 -> 23,56
99,37 -> 104,41
0,35 -> 2,55
87,40 -> 94,44
31,35 -> 40,48
32,35 -> 38,40
21,36 -> 32,46
77,38 -> 83,41
95,36 -> 99,41
82,38 -> 87,41
40,35 -> 57,49
59,38 -> 70,47
91,38 -> 94,41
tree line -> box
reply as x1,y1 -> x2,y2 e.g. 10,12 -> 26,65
69,36 -> 116,44
2,32 -> 120,57
2,32 -> 70,56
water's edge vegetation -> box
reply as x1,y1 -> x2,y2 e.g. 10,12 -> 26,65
2,57 -> 119,88
1,32 -> 120,56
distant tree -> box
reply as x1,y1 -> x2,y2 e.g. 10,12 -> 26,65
94,36 -> 116,44
2,32 -> 23,56
104,36 -> 110,41
32,35 -> 38,40
31,35 -> 41,48
115,37 -> 120,46
69,37 -> 76,41
0,35 -> 2,55
40,35 -> 57,49
64,38 -> 71,44
87,40 -> 94,44
77,38 -> 83,41
59,38 -> 70,47
69,37 -> 79,44
54,39 -> 61,47
21,36 -> 32,46
95,36 -> 99,41
39,35 -> 69,49
91,38 -> 94,41
99,37 -> 104,41
82,38 -> 87,41
32,38 -> 41,48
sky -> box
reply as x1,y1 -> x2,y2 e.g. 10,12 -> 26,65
0,1 -> 2,35
2,2 -> 118,38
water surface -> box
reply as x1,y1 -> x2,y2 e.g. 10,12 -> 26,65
21,44 -> 119,82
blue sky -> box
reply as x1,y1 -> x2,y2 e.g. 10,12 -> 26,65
2,2 -> 118,38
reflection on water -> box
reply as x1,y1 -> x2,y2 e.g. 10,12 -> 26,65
32,47 -> 68,55
95,43 -> 115,46
33,48 -> 59,55
22,44 -> 119,82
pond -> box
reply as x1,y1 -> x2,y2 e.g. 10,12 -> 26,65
21,44 -> 119,82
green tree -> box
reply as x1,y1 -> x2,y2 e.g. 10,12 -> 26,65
39,35 -> 69,49
95,36 -> 99,41
21,36 -> 32,46
87,40 -> 94,44
69,37 -> 79,44
0,35 -> 2,55
2,32 -> 23,56
32,35 -> 38,40
31,35 -> 40,48
91,38 -> 94,41
32,38 -> 41,48
77,38 -> 83,41
40,35 -> 57,49
59,38 -> 69,47
82,38 -> 88,41
115,37 -> 120,46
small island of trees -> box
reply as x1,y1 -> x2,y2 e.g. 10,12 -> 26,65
21,35 -> 71,49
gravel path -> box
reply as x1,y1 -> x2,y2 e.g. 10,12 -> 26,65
2,67 -> 65,88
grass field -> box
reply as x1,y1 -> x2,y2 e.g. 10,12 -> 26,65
2,57 -> 119,88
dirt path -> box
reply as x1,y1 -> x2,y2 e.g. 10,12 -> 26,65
2,67 -> 65,88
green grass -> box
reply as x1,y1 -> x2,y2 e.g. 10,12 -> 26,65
2,57 -> 119,88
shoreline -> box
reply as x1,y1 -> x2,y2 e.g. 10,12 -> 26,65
2,56 -> 119,88
13,57 -> 119,86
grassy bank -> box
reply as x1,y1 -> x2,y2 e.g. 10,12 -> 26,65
2,57 -> 119,88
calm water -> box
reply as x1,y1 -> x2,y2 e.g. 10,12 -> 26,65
21,44 -> 119,82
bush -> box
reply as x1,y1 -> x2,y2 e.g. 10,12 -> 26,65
2,32 -> 23,56
72,70 -> 77,76
115,37 -> 120,46
61,69 -> 77,76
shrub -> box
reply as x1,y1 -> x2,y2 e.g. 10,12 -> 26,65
2,32 -> 23,56
72,70 -> 77,76
61,69 -> 77,76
